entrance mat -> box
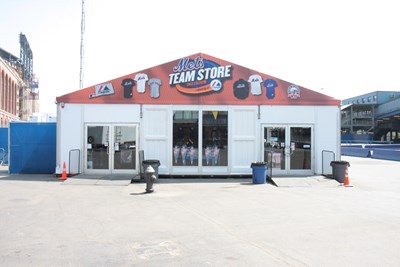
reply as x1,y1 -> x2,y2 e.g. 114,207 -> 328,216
272,176 -> 339,188
61,174 -> 132,186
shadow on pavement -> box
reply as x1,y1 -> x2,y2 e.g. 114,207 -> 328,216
156,177 -> 251,184
130,192 -> 148,196
0,172 -> 59,182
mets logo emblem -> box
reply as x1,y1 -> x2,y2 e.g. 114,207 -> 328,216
287,84 -> 300,99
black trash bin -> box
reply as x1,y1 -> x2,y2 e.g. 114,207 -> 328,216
330,160 -> 350,183
142,160 -> 160,179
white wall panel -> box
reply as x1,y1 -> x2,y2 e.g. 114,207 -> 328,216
260,106 -> 314,124
230,107 -> 257,173
314,106 -> 340,174
57,104 -> 83,168
142,105 -> 170,174
84,104 -> 140,122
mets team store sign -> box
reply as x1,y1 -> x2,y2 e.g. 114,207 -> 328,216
168,56 -> 232,94
56,53 -> 340,106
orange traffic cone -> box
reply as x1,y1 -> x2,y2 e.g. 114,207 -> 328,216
58,162 -> 68,180
343,165 -> 352,187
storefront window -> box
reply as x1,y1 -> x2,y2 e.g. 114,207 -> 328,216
202,111 -> 228,166
173,111 -> 199,166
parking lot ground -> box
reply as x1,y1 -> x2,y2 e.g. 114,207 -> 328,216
0,156 -> 400,266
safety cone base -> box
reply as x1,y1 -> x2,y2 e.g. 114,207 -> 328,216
58,175 -> 68,181
58,162 -> 68,181
342,165 -> 353,187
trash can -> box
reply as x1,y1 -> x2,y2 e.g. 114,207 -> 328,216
142,160 -> 160,179
330,160 -> 350,183
251,162 -> 268,184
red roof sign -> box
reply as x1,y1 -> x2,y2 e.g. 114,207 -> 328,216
56,53 -> 340,106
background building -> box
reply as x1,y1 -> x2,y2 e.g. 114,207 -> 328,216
0,33 -> 39,127
341,91 -> 400,143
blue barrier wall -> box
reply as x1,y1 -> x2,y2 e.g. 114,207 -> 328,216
341,146 -> 371,157
0,128 -> 8,164
9,122 -> 56,174
371,149 -> 400,161
341,144 -> 400,161
366,144 -> 400,150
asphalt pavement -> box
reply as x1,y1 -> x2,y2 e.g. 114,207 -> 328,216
0,156 -> 399,266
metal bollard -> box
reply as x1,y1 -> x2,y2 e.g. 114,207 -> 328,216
144,166 -> 157,193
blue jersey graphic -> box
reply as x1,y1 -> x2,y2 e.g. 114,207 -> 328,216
263,79 -> 278,99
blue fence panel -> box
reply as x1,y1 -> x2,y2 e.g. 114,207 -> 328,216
341,133 -> 373,143
9,122 -> 56,174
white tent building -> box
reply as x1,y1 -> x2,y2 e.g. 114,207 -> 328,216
56,53 -> 341,177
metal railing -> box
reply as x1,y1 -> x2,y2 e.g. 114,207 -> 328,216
0,148 -> 8,166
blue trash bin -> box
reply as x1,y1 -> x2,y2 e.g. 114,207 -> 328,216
251,162 -> 268,184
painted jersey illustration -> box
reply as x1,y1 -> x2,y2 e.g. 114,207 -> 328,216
134,73 -> 148,93
148,78 -> 162,98
121,78 -> 135,98
263,79 -> 278,99
233,78 -> 249,99
248,74 -> 263,95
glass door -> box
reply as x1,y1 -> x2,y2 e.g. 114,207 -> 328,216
289,126 -> 312,175
86,124 -> 138,174
112,125 -> 138,174
87,125 -> 110,171
263,125 -> 313,175
263,126 -> 286,175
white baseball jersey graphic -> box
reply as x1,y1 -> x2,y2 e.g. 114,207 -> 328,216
248,74 -> 263,95
148,78 -> 162,98
134,73 -> 148,93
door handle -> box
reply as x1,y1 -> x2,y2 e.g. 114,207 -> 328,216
106,142 -> 111,155
285,147 -> 291,157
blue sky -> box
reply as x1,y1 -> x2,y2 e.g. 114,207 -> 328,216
1,0 -> 399,114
